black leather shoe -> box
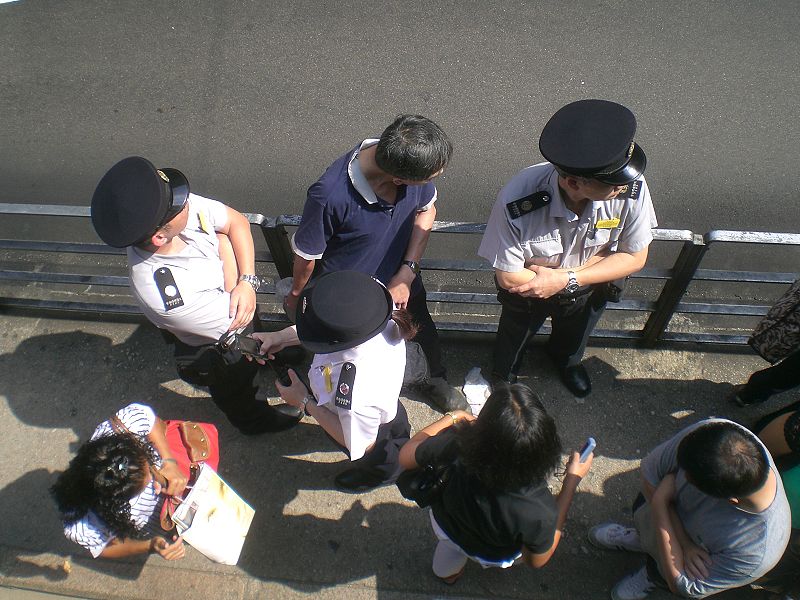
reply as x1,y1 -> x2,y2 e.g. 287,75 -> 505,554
415,377 -> 470,412
334,468 -> 387,493
274,403 -> 304,419
238,403 -> 302,435
559,364 -> 591,398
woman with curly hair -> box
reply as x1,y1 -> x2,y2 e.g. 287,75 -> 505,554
51,404 -> 188,560
398,384 -> 593,583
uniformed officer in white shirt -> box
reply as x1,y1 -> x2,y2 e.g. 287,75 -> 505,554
90,156 -> 302,434
478,100 -> 657,397
252,270 -> 413,492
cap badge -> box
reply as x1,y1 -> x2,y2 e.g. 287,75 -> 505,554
627,142 -> 635,159
157,169 -> 170,183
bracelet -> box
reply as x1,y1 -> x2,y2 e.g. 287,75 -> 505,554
445,411 -> 458,426
162,458 -> 178,465
301,395 -> 315,417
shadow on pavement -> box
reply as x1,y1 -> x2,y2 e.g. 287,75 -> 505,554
0,323 -> 793,598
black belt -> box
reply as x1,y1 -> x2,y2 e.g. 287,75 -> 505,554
547,285 -> 595,304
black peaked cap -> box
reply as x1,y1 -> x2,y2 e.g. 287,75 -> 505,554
539,99 -> 646,185
296,271 -> 393,354
91,156 -> 173,247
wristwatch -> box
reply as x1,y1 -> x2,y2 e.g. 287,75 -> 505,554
402,260 -> 421,276
301,395 -> 315,416
239,274 -> 261,292
563,271 -> 580,294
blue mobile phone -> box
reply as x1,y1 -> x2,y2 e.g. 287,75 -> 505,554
579,437 -> 596,463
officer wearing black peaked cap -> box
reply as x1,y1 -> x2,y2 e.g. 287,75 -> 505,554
250,270 -> 415,491
478,100 -> 657,397
91,156 -> 301,434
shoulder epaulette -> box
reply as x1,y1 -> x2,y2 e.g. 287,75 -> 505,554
506,191 -> 551,219
620,180 -> 643,200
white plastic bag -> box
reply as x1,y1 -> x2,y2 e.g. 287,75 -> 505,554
463,367 -> 491,416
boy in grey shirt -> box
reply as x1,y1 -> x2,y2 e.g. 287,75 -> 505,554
590,418 -> 790,599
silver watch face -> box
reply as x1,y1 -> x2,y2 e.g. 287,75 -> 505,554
241,274 -> 261,289
565,273 -> 579,293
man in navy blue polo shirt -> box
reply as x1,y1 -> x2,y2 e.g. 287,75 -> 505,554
286,114 -> 468,412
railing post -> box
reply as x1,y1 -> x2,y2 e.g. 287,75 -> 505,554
640,234 -> 709,347
260,223 -> 294,280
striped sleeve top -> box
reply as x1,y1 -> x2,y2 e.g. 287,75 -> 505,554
63,403 -> 164,558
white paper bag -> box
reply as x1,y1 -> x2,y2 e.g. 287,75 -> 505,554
171,463 -> 255,565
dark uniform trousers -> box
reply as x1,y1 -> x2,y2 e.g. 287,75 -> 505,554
331,402 -> 411,485
492,285 -> 607,382
407,283 -> 446,380
168,324 -> 297,435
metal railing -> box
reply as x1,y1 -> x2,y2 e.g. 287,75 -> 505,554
0,203 -> 798,346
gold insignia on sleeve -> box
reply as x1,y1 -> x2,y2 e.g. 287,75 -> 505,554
156,169 -> 170,183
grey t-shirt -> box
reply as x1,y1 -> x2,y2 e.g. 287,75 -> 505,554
640,418 -> 791,598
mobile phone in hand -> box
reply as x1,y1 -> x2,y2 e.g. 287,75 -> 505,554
579,437 -> 596,463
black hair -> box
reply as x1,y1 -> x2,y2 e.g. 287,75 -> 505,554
51,433 -> 157,540
391,308 -> 419,340
677,421 -> 769,498
456,383 -> 562,491
374,114 -> 453,181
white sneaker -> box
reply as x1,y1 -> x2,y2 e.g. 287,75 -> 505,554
589,522 -> 643,552
611,567 -> 656,600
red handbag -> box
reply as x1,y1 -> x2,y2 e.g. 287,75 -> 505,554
108,415 -> 220,531
164,420 -> 220,478
159,421 -> 220,531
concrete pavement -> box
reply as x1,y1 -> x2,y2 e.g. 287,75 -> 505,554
0,313 -> 795,599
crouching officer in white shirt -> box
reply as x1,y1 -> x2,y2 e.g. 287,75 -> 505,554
90,156 -> 302,434
252,270 -> 413,492
478,100 -> 657,398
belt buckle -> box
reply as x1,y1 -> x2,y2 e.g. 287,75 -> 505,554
554,293 -> 577,305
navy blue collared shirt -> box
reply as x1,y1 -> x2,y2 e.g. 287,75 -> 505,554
292,140 -> 436,295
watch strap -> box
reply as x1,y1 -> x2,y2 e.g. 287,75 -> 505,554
239,274 -> 261,292
402,260 -> 420,275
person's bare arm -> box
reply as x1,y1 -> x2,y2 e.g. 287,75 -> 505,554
146,417 -> 187,497
649,473 -> 686,594
388,205 -> 436,308
493,253 -> 609,292
286,255 -> 316,312
218,207 -> 258,330
521,451 -> 592,568
398,410 -> 475,470
100,535 -> 185,560
275,369 -> 346,446
250,326 -> 301,362
507,248 -> 648,299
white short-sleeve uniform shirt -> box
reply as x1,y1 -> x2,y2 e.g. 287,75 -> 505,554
128,194 -> 234,346
63,404 -> 163,558
307,321 -> 406,460
478,163 -> 657,272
